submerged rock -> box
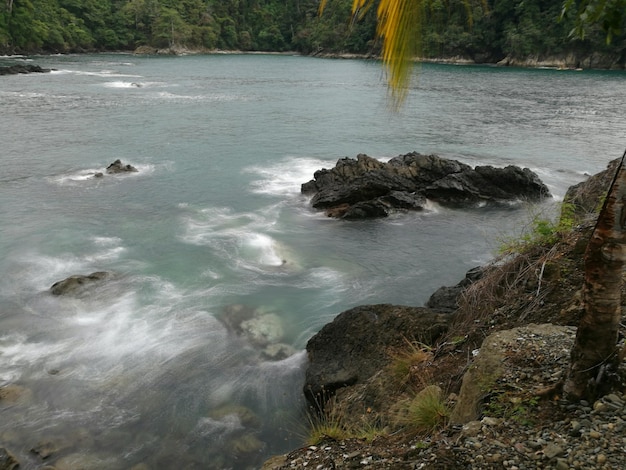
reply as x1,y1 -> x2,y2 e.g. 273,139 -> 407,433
261,343 -> 297,361
302,152 -> 551,219
218,304 -> 291,356
0,384 -> 33,404
240,313 -> 284,347
106,159 -> 138,174
49,271 -> 113,296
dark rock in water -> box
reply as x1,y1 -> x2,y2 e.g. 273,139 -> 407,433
0,64 -> 51,75
0,448 -> 19,470
93,172 -> 104,178
50,271 -> 112,296
303,304 -> 451,409
106,159 -> 138,174
302,152 -> 551,219
426,266 -> 484,313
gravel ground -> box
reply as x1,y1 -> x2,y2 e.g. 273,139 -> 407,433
263,325 -> 626,470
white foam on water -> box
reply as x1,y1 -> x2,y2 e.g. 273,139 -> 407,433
180,205 -> 299,272
48,169 -> 102,184
245,156 -> 337,196
240,233 -> 284,267
92,236 -> 123,246
49,162 -> 155,186
228,351 -> 307,411
103,80 -> 164,89
193,414 -> 244,439
51,69 -> 142,78
151,91 -> 244,102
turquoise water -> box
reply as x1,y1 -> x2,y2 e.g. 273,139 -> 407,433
1,53 -> 625,468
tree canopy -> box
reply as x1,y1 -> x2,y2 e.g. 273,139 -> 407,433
1,0 -> 624,70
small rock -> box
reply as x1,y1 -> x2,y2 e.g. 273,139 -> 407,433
555,457 -> 570,470
542,443 -> 564,459
589,430 -> 602,439
461,421 -> 482,437
481,416 -> 503,426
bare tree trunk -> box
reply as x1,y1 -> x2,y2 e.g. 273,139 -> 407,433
564,150 -> 626,401
7,0 -> 14,14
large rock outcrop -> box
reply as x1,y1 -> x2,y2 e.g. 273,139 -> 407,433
302,153 -> 551,219
303,304 -> 451,409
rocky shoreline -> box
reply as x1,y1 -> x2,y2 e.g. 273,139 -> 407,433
262,159 -> 626,469
1,158 -> 623,469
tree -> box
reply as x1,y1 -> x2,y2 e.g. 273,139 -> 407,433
562,0 -> 626,43
563,152 -> 626,400
326,0 -> 625,401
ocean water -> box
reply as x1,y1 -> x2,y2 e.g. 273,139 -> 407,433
0,53 -> 625,468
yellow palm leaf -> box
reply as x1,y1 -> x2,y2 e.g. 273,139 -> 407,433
320,0 -> 423,108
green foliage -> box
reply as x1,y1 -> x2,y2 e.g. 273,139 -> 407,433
484,393 -> 539,425
0,0 -> 624,57
395,385 -> 450,435
499,202 -> 577,255
562,0 -> 626,43
306,400 -> 386,445
388,340 -> 433,386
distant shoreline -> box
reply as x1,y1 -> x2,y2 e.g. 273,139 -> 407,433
2,48 -> 624,71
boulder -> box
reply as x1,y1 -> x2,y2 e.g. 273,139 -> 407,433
106,159 -> 138,174
303,304 -> 451,409
302,152 -> 551,219
50,271 -> 112,296
563,158 -> 620,222
449,324 -> 575,424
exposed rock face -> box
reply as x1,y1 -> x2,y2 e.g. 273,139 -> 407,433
563,158 -> 620,221
301,153 -> 551,219
106,159 -> 138,174
50,271 -> 112,296
303,304 -> 451,409
0,64 -> 50,75
426,266 -> 484,313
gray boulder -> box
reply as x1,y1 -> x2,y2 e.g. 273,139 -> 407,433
303,304 -> 451,410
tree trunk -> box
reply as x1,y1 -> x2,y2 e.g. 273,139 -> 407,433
564,151 -> 626,401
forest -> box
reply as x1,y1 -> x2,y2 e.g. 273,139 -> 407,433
1,0 -> 624,66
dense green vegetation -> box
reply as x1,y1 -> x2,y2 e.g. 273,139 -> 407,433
1,0 -> 624,66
